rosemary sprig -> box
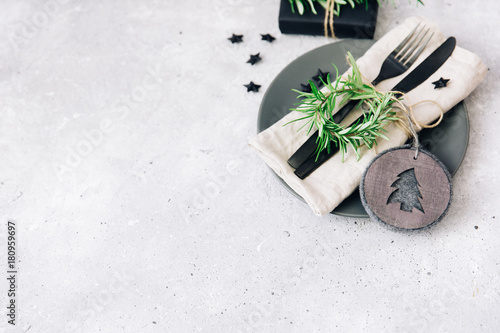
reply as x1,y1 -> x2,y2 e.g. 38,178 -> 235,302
286,52 -> 400,161
289,0 -> 424,16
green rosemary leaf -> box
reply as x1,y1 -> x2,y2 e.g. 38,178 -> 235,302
295,0 -> 305,14
284,115 -> 313,126
306,0 -> 317,14
375,132 -> 390,141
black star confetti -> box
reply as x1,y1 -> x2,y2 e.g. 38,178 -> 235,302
228,34 -> 243,44
432,77 -> 450,89
247,53 -> 261,65
300,83 -> 312,93
261,34 -> 276,43
244,81 -> 261,93
312,68 -> 329,85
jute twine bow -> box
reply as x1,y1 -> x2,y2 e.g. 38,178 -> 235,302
392,96 -> 444,159
324,0 -> 336,38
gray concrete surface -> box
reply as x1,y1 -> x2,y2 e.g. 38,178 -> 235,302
0,0 -> 499,332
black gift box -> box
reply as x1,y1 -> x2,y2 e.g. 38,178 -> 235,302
279,0 -> 378,39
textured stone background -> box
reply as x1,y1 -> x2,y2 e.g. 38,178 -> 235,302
0,0 -> 499,332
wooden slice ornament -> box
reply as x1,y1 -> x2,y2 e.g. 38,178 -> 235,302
360,144 -> 452,229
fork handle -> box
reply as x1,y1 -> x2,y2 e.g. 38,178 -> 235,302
287,99 -> 360,169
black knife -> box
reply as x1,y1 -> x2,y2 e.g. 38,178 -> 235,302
294,37 -> 457,180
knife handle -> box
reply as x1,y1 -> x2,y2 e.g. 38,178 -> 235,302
294,112 -> 366,179
287,99 -> 360,169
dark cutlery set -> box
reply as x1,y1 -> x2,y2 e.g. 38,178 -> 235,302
287,24 -> 457,180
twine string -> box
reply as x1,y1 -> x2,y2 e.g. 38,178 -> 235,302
390,91 -> 445,159
392,96 -> 421,159
324,0 -> 336,38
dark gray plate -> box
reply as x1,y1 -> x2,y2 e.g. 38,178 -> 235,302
257,39 -> 469,218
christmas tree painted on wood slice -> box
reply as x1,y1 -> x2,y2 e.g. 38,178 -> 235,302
386,168 -> 424,213
361,146 -> 452,229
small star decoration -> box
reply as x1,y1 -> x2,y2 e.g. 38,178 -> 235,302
247,53 -> 261,65
300,83 -> 312,93
261,34 -> 276,43
228,34 -> 243,44
432,77 -> 450,89
312,68 -> 329,85
244,81 -> 261,93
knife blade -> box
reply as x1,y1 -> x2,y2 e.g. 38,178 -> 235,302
294,37 -> 457,180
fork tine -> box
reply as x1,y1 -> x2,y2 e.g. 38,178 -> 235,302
400,28 -> 430,64
391,23 -> 420,55
396,26 -> 425,60
404,32 -> 434,67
